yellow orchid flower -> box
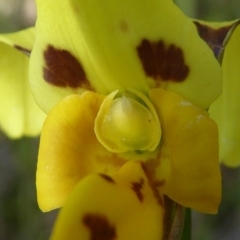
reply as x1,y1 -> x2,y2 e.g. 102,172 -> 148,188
0,28 -> 45,138
22,0 -> 240,237
31,0 -> 226,218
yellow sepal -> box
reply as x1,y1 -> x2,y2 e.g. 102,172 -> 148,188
210,23 -> 240,167
37,91 -> 126,211
0,28 -> 45,138
194,19 -> 240,166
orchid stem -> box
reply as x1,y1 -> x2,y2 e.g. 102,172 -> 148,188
168,204 -> 186,240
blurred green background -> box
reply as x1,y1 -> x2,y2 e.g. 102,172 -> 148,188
0,0 -> 240,239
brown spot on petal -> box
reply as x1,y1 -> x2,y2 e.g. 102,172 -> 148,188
14,45 -> 31,56
43,45 -> 93,89
131,178 -> 144,202
99,174 -> 115,183
137,39 -> 189,83
141,162 -> 164,207
119,19 -> 129,32
151,182 -> 164,206
83,213 -> 116,240
193,21 -> 233,59
156,179 -> 166,188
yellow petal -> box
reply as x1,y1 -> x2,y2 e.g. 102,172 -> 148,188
205,21 -> 240,167
150,88 -> 221,214
37,91 -> 126,212
31,0 -> 221,113
51,161 -> 164,240
0,28 -> 46,138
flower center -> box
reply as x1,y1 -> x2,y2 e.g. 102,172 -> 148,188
95,89 -> 161,153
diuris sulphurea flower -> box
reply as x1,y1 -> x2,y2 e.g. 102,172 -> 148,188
31,0 -> 226,221
1,0 -> 240,239
27,0 -> 240,226
0,28 -> 45,138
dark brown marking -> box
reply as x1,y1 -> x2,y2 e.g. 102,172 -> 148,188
141,162 -> 164,207
131,178 -> 144,202
99,173 -> 115,183
43,45 -> 93,89
137,39 -> 189,82
83,213 -> 116,240
194,21 -> 233,59
14,45 -> 31,56
155,179 -> 166,188
151,182 -> 164,206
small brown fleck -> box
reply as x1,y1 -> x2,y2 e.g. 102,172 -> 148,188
155,179 -> 166,188
119,19 -> 129,32
151,182 -> 164,206
194,21 -> 233,59
137,39 -> 189,83
141,162 -> 164,206
131,178 -> 144,202
83,213 -> 116,240
43,45 -> 93,89
99,174 -> 115,183
14,45 -> 31,56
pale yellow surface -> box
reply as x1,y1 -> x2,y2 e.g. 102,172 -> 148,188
209,22 -> 240,167
0,28 -> 45,138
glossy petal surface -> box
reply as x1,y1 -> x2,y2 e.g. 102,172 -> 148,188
150,88 -> 221,213
37,91 -> 126,211
51,162 -> 164,240
95,90 -> 161,153
30,0 -> 221,113
0,28 -> 45,138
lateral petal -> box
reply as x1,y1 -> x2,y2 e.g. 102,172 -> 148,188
37,91 -> 126,211
0,28 -> 45,138
150,88 -> 221,214
209,22 -> 240,167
